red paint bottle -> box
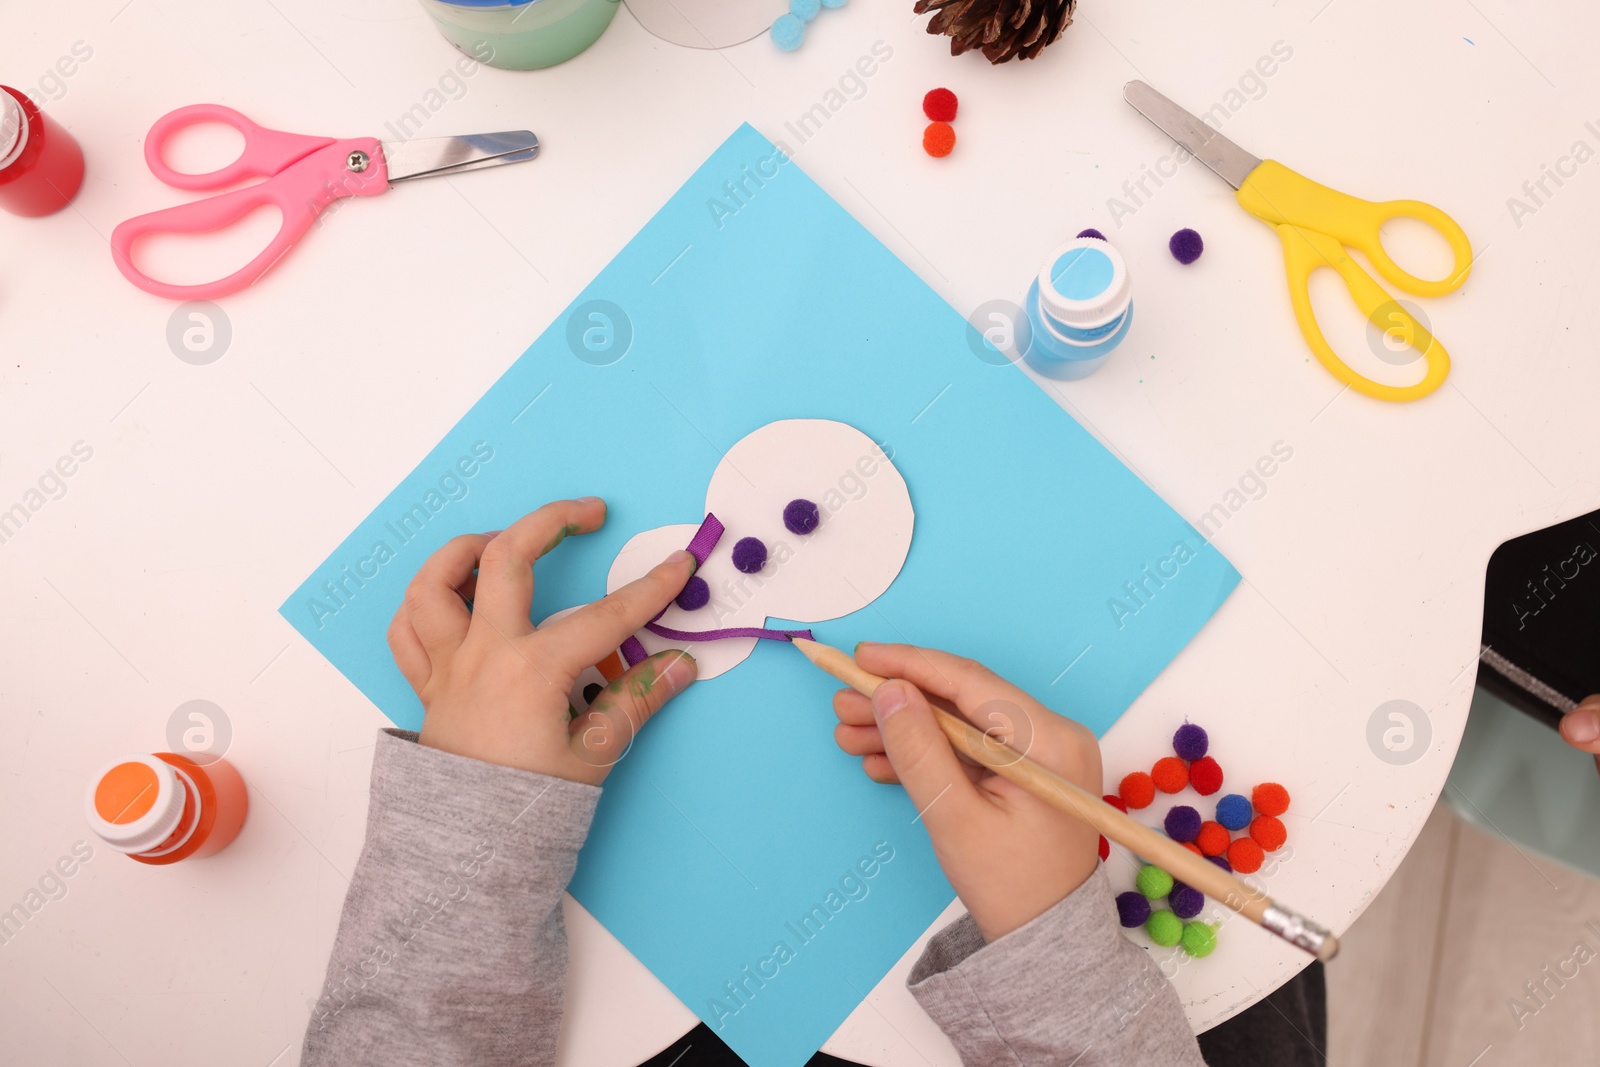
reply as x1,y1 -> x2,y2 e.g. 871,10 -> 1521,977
0,85 -> 85,217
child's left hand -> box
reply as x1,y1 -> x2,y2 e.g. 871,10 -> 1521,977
388,496 -> 699,785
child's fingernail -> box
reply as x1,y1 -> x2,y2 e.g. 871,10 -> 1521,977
576,496 -> 603,505
1563,709 -> 1600,744
659,650 -> 697,695
664,549 -> 696,571
483,529 -> 502,537
855,640 -> 876,654
872,681 -> 908,722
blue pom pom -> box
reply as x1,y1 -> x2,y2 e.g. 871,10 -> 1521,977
1115,890 -> 1152,928
1173,722 -> 1208,761
1076,228 -> 1107,241
784,498 -> 820,535
1163,804 -> 1202,843
1216,793 -> 1253,831
676,575 -> 710,611
790,0 -> 821,19
732,536 -> 768,574
770,13 -> 805,50
1170,884 -> 1205,919
1169,227 -> 1204,265
821,0 -> 848,8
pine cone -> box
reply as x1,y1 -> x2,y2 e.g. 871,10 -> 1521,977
913,0 -> 1076,63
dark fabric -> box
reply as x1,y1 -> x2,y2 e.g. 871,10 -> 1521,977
636,1027 -> 857,1067
1198,960 -> 1327,1066
1478,507 -> 1600,727
643,962 -> 1330,1067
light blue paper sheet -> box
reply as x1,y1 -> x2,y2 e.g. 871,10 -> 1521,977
282,124 -> 1240,1067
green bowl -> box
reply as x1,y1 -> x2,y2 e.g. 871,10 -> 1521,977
419,0 -> 622,70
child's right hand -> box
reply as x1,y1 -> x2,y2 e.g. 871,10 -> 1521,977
832,643 -> 1105,944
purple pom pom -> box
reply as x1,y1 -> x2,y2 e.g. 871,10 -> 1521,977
1169,228 -> 1204,265
1115,890 -> 1152,928
1170,884 -> 1205,919
1173,723 -> 1209,761
676,575 -> 710,611
1164,804 -> 1202,843
1207,855 -> 1232,873
731,536 -> 768,574
783,498 -> 820,535
1076,228 -> 1107,241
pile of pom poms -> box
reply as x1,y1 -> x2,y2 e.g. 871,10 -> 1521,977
1116,863 -> 1217,957
922,88 -> 958,158
1105,722 -> 1293,955
771,0 -> 847,52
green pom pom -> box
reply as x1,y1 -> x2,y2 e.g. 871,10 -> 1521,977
1135,864 -> 1174,900
1181,921 -> 1218,958
1146,909 -> 1183,947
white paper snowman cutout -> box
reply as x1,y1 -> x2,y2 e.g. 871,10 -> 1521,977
541,419 -> 915,707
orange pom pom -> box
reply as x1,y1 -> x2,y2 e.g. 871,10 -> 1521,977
1103,793 -> 1129,814
1227,837 -> 1264,873
1252,782 -> 1290,817
1119,772 -> 1156,809
1250,814 -> 1287,852
1098,834 -> 1110,861
923,121 -> 956,158
1151,756 -> 1189,794
1195,821 -> 1229,856
1181,841 -> 1204,857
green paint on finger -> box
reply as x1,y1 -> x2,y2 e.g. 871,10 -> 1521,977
542,522 -> 582,555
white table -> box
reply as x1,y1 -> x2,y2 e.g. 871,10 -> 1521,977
3,0 -> 1596,1063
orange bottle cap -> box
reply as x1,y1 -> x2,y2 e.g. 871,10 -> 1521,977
84,756 -> 185,853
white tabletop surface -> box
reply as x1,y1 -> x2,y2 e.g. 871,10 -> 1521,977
3,0 -> 1598,1064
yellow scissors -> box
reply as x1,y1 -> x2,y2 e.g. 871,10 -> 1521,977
1124,81 -> 1472,402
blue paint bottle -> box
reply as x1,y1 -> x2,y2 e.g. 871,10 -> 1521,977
1023,236 -> 1133,380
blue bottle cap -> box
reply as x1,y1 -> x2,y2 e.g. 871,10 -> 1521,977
1036,238 -> 1131,330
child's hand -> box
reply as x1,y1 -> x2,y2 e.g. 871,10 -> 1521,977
833,643 -> 1103,943
1558,694 -> 1600,775
388,497 -> 698,786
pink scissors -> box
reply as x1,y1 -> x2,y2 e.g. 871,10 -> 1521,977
111,104 -> 540,300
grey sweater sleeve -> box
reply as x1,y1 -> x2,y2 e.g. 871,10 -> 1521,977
908,865 -> 1207,1066
300,728 -> 600,1067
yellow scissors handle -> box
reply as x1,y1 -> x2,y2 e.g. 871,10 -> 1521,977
1270,224 -> 1450,402
1237,160 -> 1473,296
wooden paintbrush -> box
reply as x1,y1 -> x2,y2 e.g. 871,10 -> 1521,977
792,637 -> 1339,962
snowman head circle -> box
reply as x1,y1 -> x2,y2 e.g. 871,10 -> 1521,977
543,419 -> 915,705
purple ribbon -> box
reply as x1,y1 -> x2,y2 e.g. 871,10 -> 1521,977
617,512 -> 813,666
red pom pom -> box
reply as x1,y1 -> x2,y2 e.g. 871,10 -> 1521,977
1181,841 -> 1204,857
1252,782 -> 1290,817
922,87 -> 959,122
1098,834 -> 1110,861
1103,794 -> 1129,813
1189,756 -> 1224,796
1195,821 -> 1230,856
1227,837 -> 1265,873
1250,814 -> 1287,852
923,122 -> 956,158
1151,756 -> 1188,794
1119,771 -> 1156,809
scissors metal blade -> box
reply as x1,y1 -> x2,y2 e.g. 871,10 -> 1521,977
381,131 -> 541,183
1122,81 -> 1261,189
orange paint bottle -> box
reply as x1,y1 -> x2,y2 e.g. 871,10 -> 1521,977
84,753 -> 248,864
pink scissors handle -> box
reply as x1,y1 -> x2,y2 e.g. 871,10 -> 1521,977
110,137 -> 389,300
144,104 -> 336,191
